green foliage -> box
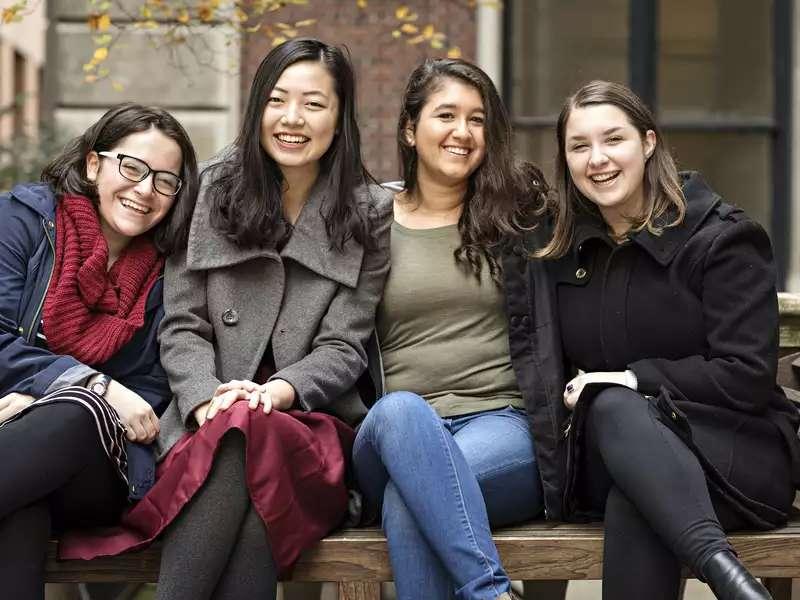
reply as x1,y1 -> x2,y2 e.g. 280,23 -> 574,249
0,113 -> 69,193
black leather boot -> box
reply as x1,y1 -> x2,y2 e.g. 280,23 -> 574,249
702,550 -> 773,599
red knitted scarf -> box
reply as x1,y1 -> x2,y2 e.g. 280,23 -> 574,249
42,194 -> 164,364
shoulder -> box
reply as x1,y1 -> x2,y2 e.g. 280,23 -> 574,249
0,184 -> 54,247
679,174 -> 773,267
682,171 -> 768,247
1,183 -> 56,221
355,183 -> 394,240
355,183 -> 393,215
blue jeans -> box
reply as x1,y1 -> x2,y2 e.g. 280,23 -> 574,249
353,392 -> 544,600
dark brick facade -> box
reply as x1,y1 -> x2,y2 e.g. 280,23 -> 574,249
242,1 -> 477,181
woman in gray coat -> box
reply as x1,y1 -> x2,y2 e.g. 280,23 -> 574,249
71,39 -> 391,600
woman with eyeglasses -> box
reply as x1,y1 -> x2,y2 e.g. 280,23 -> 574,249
0,103 -> 198,599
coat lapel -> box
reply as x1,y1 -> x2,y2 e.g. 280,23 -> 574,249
186,174 -> 364,286
281,178 -> 364,288
185,183 -> 280,271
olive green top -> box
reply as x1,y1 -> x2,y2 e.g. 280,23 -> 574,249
376,221 -> 524,417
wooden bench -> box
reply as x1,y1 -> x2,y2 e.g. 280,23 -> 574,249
44,292 -> 800,599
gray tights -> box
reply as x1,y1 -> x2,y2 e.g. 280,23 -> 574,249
156,431 -> 277,600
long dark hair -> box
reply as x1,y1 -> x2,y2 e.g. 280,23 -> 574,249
398,58 -> 547,285
207,38 -> 372,250
539,80 -> 685,258
41,103 -> 199,255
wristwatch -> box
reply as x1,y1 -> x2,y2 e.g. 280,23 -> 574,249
89,374 -> 112,397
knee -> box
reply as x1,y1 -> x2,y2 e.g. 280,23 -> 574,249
362,391 -> 435,434
47,402 -> 97,438
586,386 -> 642,429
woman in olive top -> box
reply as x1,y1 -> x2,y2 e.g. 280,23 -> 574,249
353,58 -> 546,600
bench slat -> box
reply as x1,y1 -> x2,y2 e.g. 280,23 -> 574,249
45,520 -> 800,583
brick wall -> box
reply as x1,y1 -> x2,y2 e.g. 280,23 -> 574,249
242,1 -> 477,182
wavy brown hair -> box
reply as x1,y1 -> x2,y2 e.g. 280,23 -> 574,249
398,58 -> 548,285
538,80 -> 685,258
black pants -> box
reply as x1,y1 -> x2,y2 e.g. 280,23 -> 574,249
580,387 -> 751,600
0,401 -> 126,600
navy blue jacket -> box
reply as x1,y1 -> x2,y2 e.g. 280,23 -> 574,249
0,183 -> 171,500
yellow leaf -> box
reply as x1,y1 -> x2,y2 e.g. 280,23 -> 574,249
447,46 -> 462,58
93,47 -> 109,62
399,23 -> 418,34
276,22 -> 291,29
111,81 -> 124,92
85,74 -> 98,83
177,8 -> 189,23
391,29 -> 402,38
272,35 -> 287,46
422,24 -> 434,38
406,34 -> 425,45
1,7 -> 19,24
295,19 -> 316,27
356,0 -> 367,7
82,62 -> 96,72
395,5 -> 409,19
97,13 -> 111,31
431,39 -> 444,49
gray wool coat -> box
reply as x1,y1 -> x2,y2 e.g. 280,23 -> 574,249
155,175 -> 393,459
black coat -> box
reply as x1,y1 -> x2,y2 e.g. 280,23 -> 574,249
503,172 -> 800,527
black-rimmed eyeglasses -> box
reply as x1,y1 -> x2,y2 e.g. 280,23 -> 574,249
98,151 -> 183,196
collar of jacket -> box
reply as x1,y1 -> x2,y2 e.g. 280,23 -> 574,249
185,174 -> 364,288
570,171 -> 721,267
10,183 -> 57,221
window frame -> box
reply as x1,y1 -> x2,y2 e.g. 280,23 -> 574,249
504,0 -> 793,286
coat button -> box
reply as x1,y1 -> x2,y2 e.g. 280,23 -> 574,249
510,316 -> 520,327
221,308 -> 239,326
575,267 -> 587,279
521,315 -> 531,327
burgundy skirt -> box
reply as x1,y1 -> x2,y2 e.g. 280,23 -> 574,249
59,402 -> 355,575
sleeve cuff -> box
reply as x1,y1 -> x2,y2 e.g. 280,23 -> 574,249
44,364 -> 99,395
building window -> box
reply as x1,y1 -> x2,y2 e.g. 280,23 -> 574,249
506,0 -> 791,285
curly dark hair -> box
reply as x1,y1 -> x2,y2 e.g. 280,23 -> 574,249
398,58 -> 548,285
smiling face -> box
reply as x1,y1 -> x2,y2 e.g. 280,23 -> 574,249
407,77 -> 487,189
86,127 -> 182,256
260,60 -> 339,182
564,103 -> 656,235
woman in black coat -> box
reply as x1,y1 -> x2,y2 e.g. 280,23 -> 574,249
527,80 -> 800,599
